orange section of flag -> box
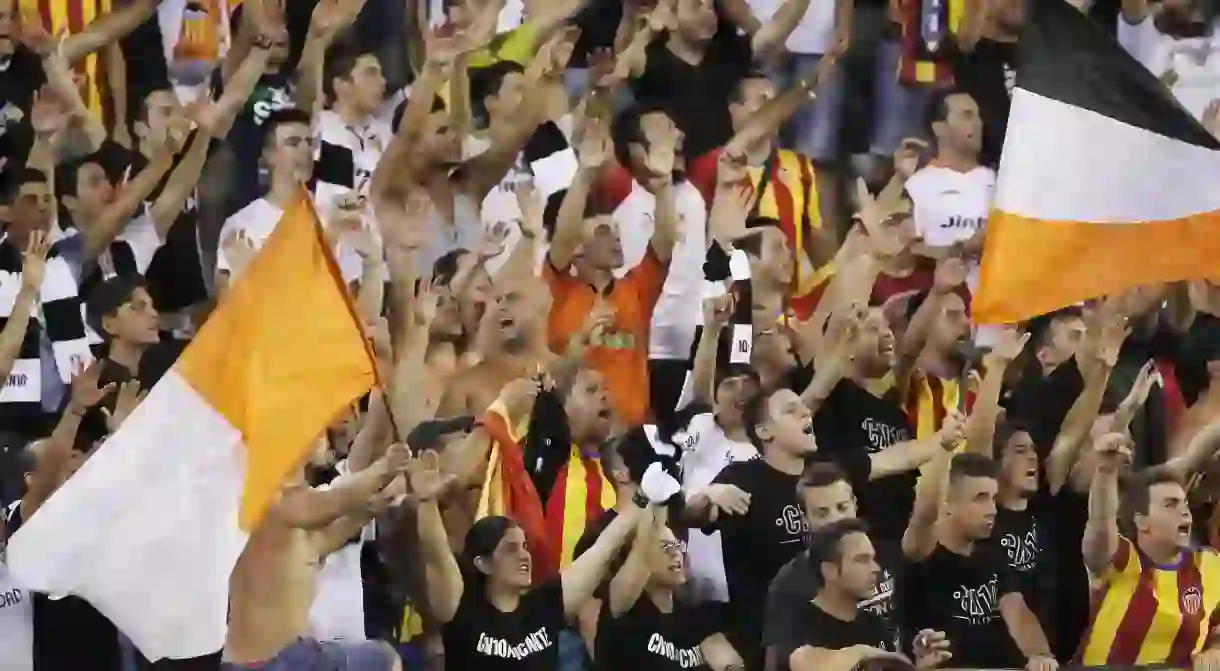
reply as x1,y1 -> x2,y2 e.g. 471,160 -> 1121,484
175,187 -> 377,530
974,209 -> 1220,325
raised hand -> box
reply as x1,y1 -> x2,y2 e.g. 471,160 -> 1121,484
935,410 -> 966,451
1094,432 -> 1134,474
989,327 -> 1030,364
424,21 -> 469,67
933,256 -> 969,292
513,181 -> 544,240
894,138 -> 928,181
412,273 -> 441,327
717,146 -> 750,186
702,293 -> 735,328
221,229 -> 258,281
578,117 -> 612,170
500,376 -> 543,425
69,361 -> 115,412
20,231 -> 50,291
404,450 -> 454,502
102,381 -> 147,434
383,441 -> 412,474
1095,314 -> 1131,370
29,89 -> 67,137
308,0 -> 368,39
477,221 -> 511,260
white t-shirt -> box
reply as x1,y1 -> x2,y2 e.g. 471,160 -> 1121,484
679,413 -> 759,603
906,164 -> 996,293
315,109 -> 394,191
748,0 -> 836,55
614,181 -> 708,360
1118,16 -> 1220,120
0,562 -> 33,671
216,184 -> 364,283
308,460 -> 371,642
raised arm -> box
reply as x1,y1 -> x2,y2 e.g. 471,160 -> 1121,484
902,450 -> 952,560
273,443 -> 408,529
409,450 -> 464,623
606,509 -> 658,616
1046,317 -> 1125,494
0,235 -> 48,385
548,116 -> 608,269
80,140 -> 181,262
1082,434 -> 1130,576
870,412 -> 964,480
751,0 -> 812,62
60,0 -> 159,64
296,0 -> 370,114
560,500 -> 646,616
962,329 -> 1029,455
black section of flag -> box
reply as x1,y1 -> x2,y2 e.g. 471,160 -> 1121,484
1017,0 -> 1220,151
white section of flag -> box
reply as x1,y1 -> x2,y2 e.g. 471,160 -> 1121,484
997,88 -> 1220,222
6,370 -> 249,660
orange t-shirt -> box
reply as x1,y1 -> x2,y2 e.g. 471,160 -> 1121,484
543,250 -> 668,426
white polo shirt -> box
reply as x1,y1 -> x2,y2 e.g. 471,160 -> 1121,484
1118,15 -> 1220,121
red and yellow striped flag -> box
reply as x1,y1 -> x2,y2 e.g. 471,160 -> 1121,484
18,0 -> 113,120
545,447 -> 616,569
477,401 -> 558,581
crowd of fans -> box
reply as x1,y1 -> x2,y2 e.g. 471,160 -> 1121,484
3,0 -> 1220,669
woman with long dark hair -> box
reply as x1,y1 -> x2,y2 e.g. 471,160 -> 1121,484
411,448 -> 648,671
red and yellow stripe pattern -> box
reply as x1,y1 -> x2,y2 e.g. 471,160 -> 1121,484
18,0 -> 113,120
545,447 -> 616,569
894,0 -> 964,85
477,401 -> 558,581
1078,537 -> 1220,666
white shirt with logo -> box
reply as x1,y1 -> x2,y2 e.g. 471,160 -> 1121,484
0,561 -> 33,671
678,413 -> 759,603
906,164 -> 996,293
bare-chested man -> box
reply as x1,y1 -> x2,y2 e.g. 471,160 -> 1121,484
221,440 -> 410,671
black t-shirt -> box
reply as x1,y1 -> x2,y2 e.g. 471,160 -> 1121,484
0,47 -> 44,170
706,459 -> 808,667
785,600 -> 898,666
764,539 -> 901,671
595,597 -> 720,671
990,505 -> 1048,621
8,503 -> 122,671
798,369 -> 914,542
211,70 -> 295,213
901,543 -> 1023,669
631,32 -> 753,159
951,38 -> 1017,168
442,577 -> 565,671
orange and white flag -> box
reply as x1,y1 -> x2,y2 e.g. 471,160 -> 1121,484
7,189 -> 376,660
